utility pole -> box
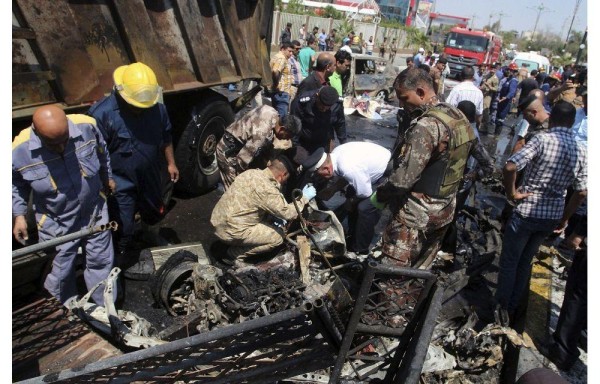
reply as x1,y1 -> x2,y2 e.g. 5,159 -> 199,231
495,11 -> 506,32
528,3 -> 550,41
564,0 -> 582,47
575,27 -> 587,64
470,14 -> 476,29
487,12 -> 495,29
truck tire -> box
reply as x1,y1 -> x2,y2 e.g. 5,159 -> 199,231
174,101 -> 234,195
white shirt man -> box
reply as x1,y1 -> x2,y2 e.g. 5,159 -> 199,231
308,142 -> 391,255
446,66 -> 484,127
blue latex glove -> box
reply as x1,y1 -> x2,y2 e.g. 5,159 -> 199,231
302,184 -> 317,200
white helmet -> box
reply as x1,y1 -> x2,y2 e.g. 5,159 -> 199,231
418,47 -> 425,53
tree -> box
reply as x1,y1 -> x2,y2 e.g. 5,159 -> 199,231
322,5 -> 343,20
285,0 -> 305,15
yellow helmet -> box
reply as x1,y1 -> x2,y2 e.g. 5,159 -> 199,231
113,62 -> 160,108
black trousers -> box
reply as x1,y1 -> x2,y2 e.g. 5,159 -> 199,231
347,197 -> 381,254
551,247 -> 587,365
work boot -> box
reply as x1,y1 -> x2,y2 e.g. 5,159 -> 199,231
124,249 -> 155,280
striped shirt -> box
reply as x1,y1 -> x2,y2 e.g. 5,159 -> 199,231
288,56 -> 303,86
445,81 -> 484,115
508,126 -> 587,219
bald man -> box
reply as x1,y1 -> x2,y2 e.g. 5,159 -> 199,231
295,52 -> 336,98
12,105 -> 116,305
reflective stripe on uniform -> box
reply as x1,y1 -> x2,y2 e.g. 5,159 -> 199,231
37,214 -> 47,230
12,128 -> 31,151
68,114 -> 97,126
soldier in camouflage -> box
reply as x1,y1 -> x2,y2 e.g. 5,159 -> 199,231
211,156 -> 316,264
375,68 -> 490,268
216,105 -> 302,190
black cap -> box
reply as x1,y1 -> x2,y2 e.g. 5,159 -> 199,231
276,154 -> 296,175
518,94 -> 538,113
318,86 -> 339,106
437,57 -> 447,64
302,147 -> 326,172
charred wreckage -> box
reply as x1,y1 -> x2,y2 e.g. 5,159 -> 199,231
13,184 -> 528,384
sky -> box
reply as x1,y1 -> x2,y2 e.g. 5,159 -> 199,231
433,0 -> 588,38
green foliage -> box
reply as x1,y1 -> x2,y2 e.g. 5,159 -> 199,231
403,26 -> 431,51
335,19 -> 354,43
322,5 -> 343,20
285,0 -> 305,15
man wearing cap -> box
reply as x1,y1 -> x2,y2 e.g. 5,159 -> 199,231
413,47 -> 425,68
13,106 -> 115,305
88,62 -> 179,262
216,105 -> 302,190
375,68 -> 484,268
291,85 -> 347,153
210,156 -> 316,265
429,57 -> 447,97
306,143 -> 391,256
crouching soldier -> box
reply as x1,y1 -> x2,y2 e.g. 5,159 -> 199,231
216,105 -> 302,190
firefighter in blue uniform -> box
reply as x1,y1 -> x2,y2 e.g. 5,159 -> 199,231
88,62 -> 179,259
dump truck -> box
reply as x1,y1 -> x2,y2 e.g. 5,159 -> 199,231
12,0 -> 274,195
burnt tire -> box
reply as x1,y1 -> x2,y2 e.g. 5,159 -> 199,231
174,100 -> 234,195
149,250 -> 198,315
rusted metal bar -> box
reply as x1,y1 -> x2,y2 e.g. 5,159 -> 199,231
12,71 -> 56,84
12,221 -> 118,259
329,261 -> 378,383
314,298 -> 343,347
12,27 -> 36,39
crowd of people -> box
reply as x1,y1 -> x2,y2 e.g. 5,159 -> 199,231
12,23 -> 588,375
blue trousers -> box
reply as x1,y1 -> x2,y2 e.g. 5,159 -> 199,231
495,212 -> 558,313
272,91 -> 290,119
43,201 -> 114,305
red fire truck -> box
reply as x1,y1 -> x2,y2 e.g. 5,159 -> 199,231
443,27 -> 503,78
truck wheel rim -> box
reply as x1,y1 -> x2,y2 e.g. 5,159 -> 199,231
196,116 -> 224,175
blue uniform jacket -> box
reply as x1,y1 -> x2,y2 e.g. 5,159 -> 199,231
12,115 -> 112,238
87,91 -> 172,192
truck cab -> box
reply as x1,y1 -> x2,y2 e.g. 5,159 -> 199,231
443,27 -> 502,78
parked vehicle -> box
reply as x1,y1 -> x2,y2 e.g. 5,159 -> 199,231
346,54 -> 399,101
12,0 -> 274,196
511,51 -> 551,74
442,27 -> 503,78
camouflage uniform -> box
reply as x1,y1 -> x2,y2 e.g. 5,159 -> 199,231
378,102 -> 481,268
481,73 -> 499,126
216,105 -> 279,190
210,168 -> 308,261
429,67 -> 443,96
